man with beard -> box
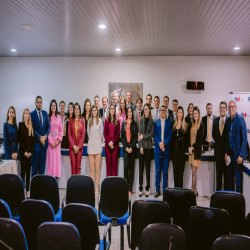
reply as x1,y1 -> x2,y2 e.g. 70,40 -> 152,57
202,103 -> 217,151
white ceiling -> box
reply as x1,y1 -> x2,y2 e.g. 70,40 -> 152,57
1,0 -> 250,57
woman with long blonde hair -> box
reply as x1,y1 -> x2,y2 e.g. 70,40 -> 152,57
18,108 -> 35,197
187,106 -> 204,196
87,105 -> 103,195
3,106 -> 20,160
116,97 -> 127,130
172,106 -> 188,188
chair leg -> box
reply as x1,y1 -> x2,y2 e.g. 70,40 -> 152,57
109,226 -> 112,243
120,225 -> 124,250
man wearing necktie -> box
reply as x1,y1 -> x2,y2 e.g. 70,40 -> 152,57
154,105 -> 172,197
202,103 -> 217,151
100,96 -> 109,123
133,98 -> 143,126
212,101 -> 228,191
30,96 -> 50,176
151,96 -> 160,121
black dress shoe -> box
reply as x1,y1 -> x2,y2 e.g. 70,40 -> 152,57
154,191 -> 160,198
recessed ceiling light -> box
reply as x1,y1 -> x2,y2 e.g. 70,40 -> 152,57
116,48 -> 121,51
234,47 -> 240,50
98,24 -> 106,29
11,49 -> 16,52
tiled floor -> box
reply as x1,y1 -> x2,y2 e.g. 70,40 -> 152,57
59,189 -> 210,250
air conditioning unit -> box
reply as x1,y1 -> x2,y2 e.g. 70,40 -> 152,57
186,81 -> 205,91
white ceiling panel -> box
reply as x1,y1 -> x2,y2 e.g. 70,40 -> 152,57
0,0 -> 250,56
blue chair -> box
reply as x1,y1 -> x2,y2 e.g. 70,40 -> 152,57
62,203 -> 111,250
186,206 -> 230,250
0,199 -> 12,218
127,199 -> 171,250
20,199 -> 55,250
37,222 -> 81,250
163,187 -> 196,232
0,174 -> 25,221
61,175 -> 95,212
0,218 -> 28,250
210,191 -> 245,234
246,212 -> 250,236
30,174 -> 62,222
139,223 -> 186,250
212,235 -> 250,250
99,177 -> 131,250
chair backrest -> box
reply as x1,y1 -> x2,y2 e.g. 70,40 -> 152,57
37,222 -> 81,250
100,177 -> 128,218
30,174 -> 60,214
246,212 -> 250,236
0,199 -> 12,218
0,218 -> 28,250
210,191 -> 245,234
131,199 -> 170,250
0,174 -> 25,217
186,206 -> 230,250
139,223 -> 186,250
62,203 -> 100,250
66,175 -> 95,207
163,187 -> 196,232
20,199 -> 55,250
212,235 -> 250,250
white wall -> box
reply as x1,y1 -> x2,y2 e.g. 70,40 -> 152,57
0,56 -> 250,133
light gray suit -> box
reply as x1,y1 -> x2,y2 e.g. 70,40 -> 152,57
133,109 -> 143,126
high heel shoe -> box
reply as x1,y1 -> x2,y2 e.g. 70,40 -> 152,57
145,191 -> 149,198
196,192 -> 199,197
139,192 -> 142,197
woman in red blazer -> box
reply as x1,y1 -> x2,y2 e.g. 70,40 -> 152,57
68,103 -> 85,175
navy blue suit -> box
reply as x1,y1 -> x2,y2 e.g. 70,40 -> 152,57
154,118 -> 172,192
225,112 -> 247,193
30,109 -> 50,176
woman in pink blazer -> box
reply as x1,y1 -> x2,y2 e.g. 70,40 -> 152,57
68,103 -> 85,175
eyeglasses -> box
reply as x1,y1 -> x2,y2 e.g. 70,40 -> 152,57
228,106 -> 236,109
160,109 -> 166,112
219,107 -> 226,110
146,98 -> 152,101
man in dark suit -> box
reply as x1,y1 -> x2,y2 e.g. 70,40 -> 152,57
126,91 -> 136,111
31,96 -> 50,177
169,99 -> 178,122
212,101 -> 228,191
225,100 -> 248,193
99,96 -> 109,123
151,96 -> 160,121
94,95 -> 102,118
133,97 -> 143,126
58,100 -> 67,129
146,94 -> 154,110
154,105 -> 172,197
163,96 -> 173,119
202,103 -> 217,151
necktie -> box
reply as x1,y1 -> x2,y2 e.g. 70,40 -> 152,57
161,119 -> 164,142
38,111 -> 43,132
156,109 -> 158,120
208,117 -> 210,141
220,119 -> 224,136
138,112 -> 140,123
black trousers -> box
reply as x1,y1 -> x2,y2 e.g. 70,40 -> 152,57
21,155 -> 32,191
123,149 -> 136,192
216,158 -> 228,191
139,148 -> 152,191
172,152 -> 185,188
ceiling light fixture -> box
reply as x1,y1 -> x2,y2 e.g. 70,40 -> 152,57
116,48 -> 121,51
98,24 -> 106,29
234,47 -> 240,50
11,49 -> 16,52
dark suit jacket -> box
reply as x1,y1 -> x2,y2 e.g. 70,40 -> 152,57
30,109 -> 50,151
169,112 -> 176,122
212,117 -> 227,160
18,122 -> 35,157
99,108 -> 109,123
202,115 -> 217,145
121,120 -> 138,150
138,117 -> 154,149
154,118 -> 172,155
167,109 -> 173,119
187,123 -> 204,160
225,112 -> 248,160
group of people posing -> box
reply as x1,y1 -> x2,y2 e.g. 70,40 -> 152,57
3,91 -> 248,198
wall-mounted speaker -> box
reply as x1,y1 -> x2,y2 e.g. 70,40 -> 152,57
186,81 -> 205,91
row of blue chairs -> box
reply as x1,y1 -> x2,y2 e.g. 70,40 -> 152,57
1,173 -> 250,249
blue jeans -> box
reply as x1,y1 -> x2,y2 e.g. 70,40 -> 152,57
31,147 -> 47,177
228,152 -> 243,193
154,153 -> 170,192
